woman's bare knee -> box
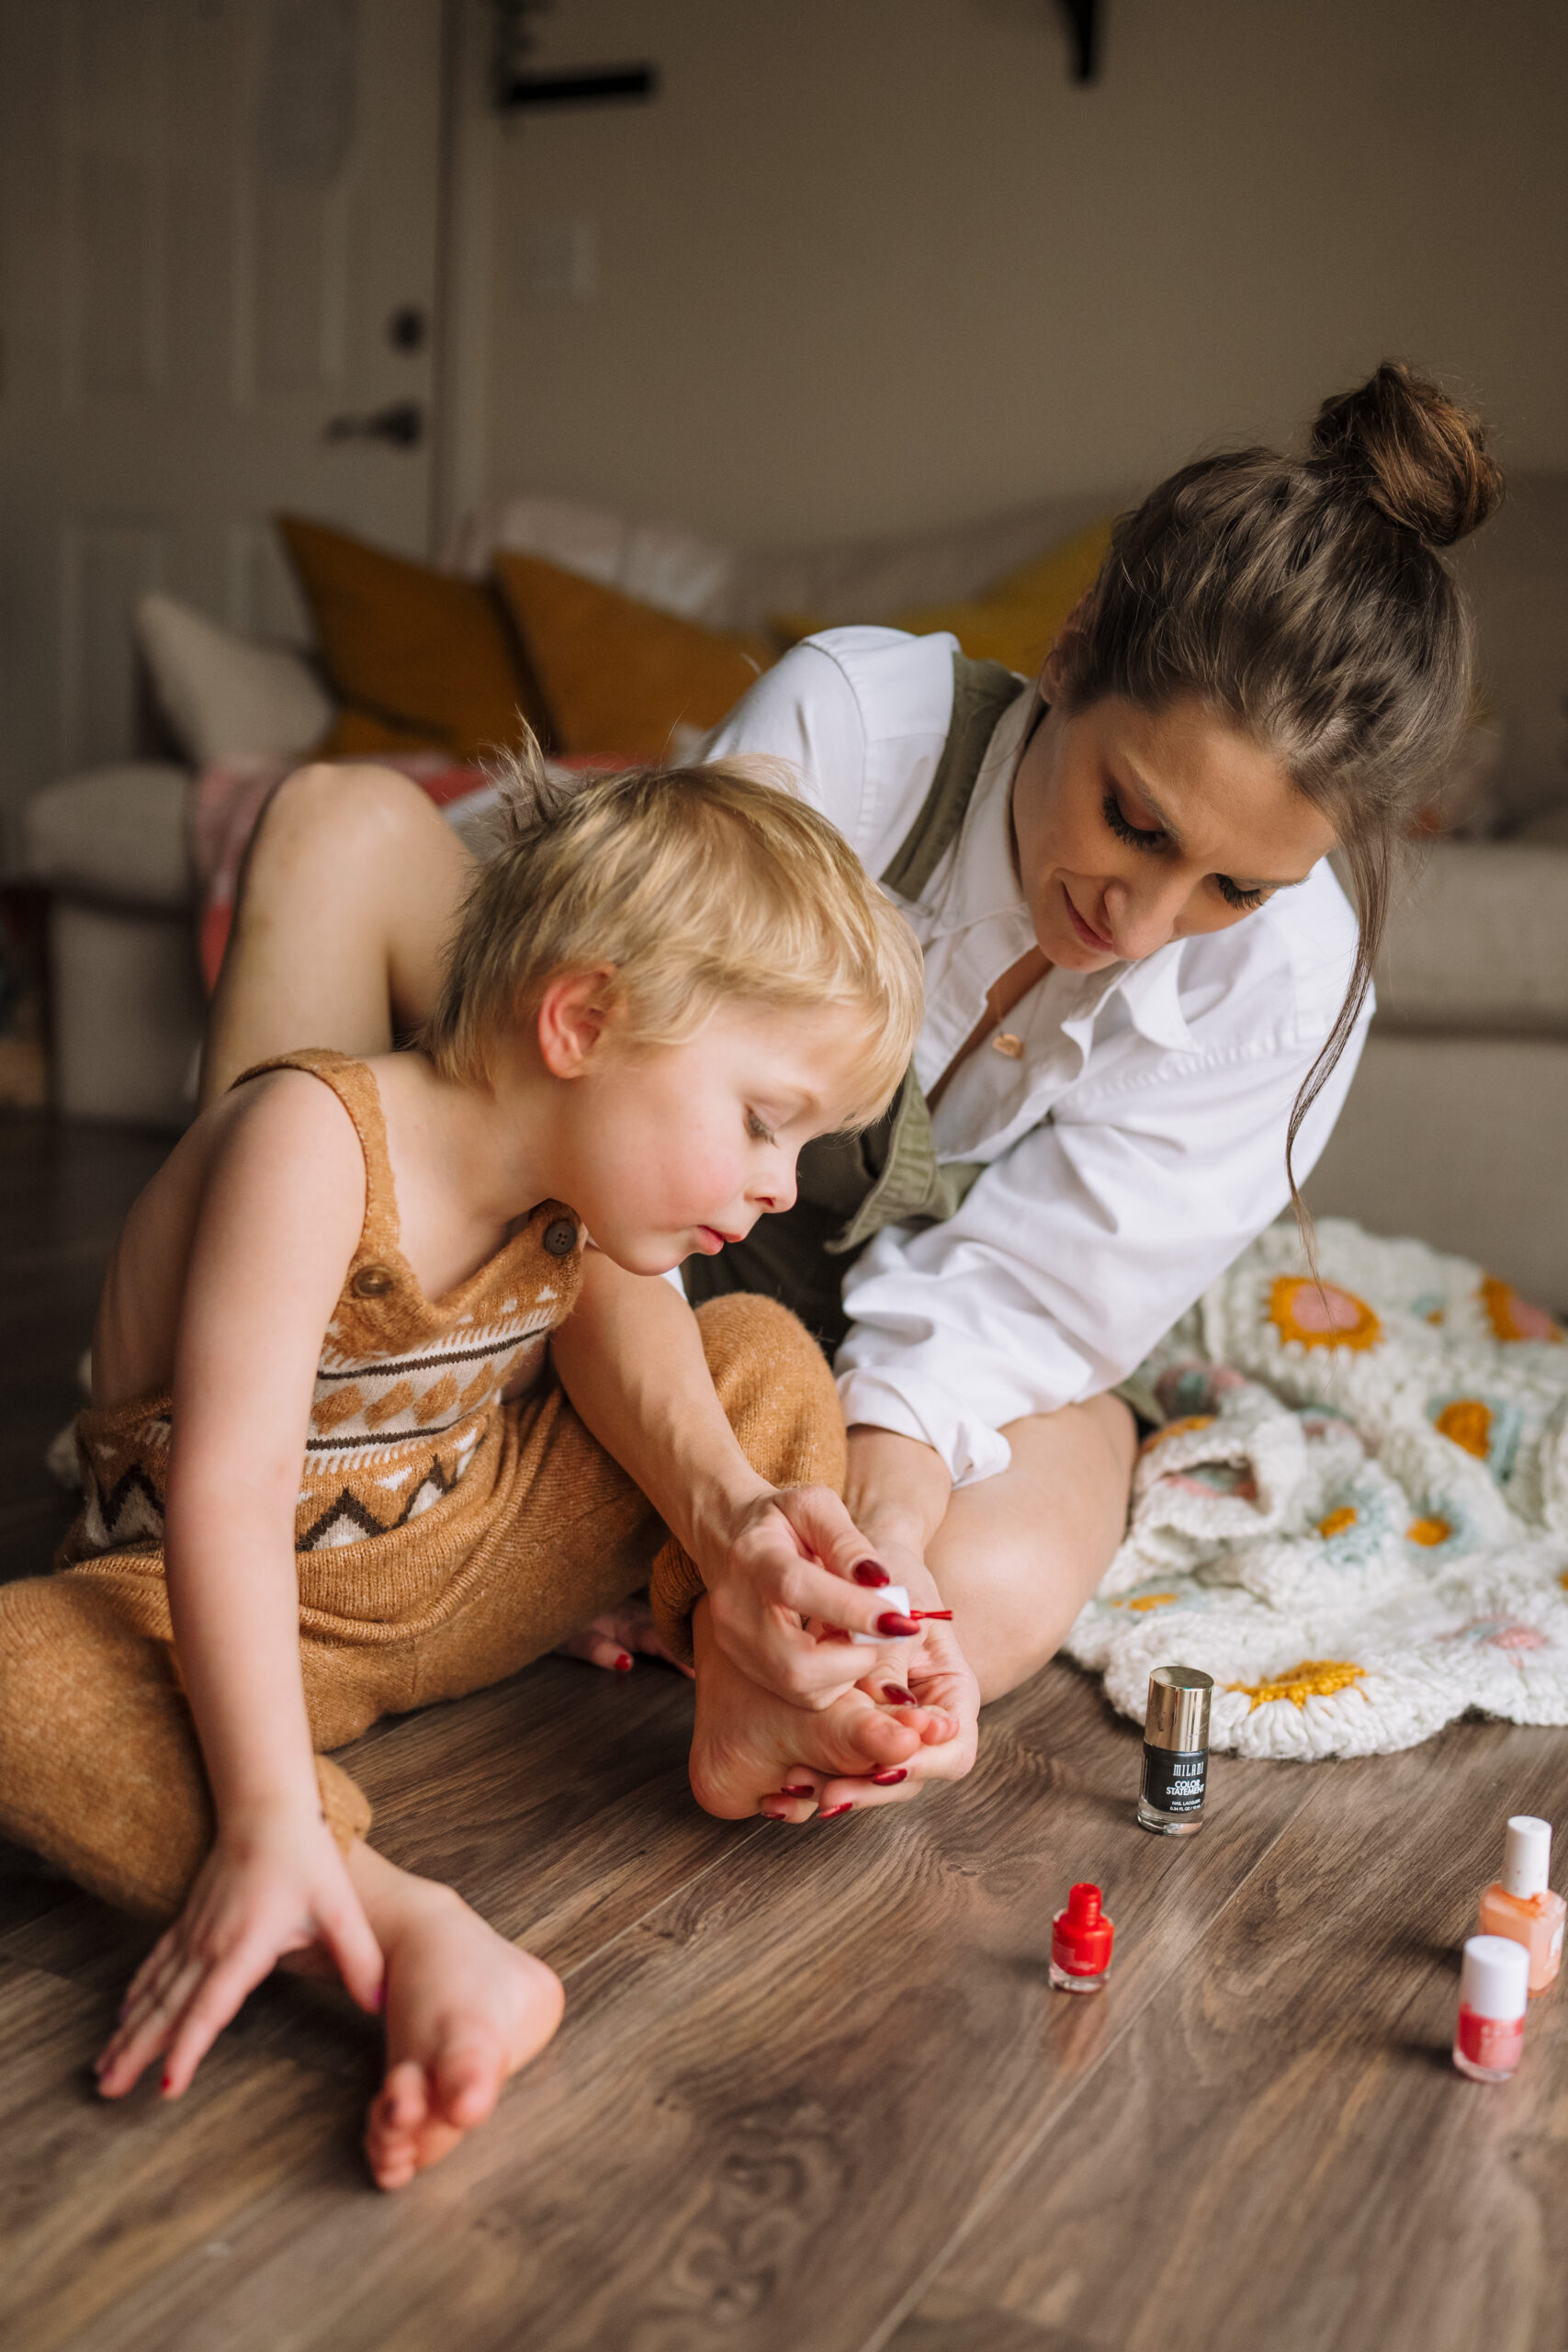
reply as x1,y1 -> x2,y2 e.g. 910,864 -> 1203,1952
251,762 -> 450,885
202,763 -> 473,1102
929,1393 -> 1137,1703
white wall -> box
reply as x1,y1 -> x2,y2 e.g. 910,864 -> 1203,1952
469,0 -> 1568,543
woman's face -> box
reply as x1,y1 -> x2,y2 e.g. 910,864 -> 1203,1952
1010,684 -> 1337,970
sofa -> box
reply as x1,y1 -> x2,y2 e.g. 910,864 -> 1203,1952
19,478 -> 1568,1304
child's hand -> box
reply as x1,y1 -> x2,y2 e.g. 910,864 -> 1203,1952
95,1808 -> 384,2100
701,1483 -> 929,1707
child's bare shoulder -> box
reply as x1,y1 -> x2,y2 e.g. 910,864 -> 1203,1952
94,1069 -> 368,1407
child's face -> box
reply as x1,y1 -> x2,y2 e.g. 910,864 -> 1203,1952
1010,685 -> 1338,970
551,998 -> 878,1277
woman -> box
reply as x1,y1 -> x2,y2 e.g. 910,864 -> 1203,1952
205,363 -> 1502,1820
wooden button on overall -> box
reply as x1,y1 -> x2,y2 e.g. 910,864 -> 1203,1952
352,1263 -> 396,1298
543,1217 -> 578,1259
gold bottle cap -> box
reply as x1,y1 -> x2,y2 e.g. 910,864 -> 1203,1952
1145,1664 -> 1213,1751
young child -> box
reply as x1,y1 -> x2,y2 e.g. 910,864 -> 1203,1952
0,748 -> 931,2189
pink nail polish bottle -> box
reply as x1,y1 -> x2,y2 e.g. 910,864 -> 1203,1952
1477,1815 -> 1565,1995
1452,1934 -> 1529,2083
1048,1883 -> 1115,1995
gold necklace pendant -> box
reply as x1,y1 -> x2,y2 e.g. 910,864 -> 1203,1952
992,1032 -> 1025,1059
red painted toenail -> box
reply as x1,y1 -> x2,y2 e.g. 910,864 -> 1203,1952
818,1801 -> 853,1819
852,1560 -> 890,1587
615,1653 -> 634,1671
876,1612 -> 919,1638
778,1784 -> 816,1797
871,1768 -> 908,1785
882,1684 -> 915,1705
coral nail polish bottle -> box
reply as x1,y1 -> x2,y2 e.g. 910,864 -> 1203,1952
1477,1815 -> 1565,1995
1452,1934 -> 1529,2083
1049,1883 -> 1115,1994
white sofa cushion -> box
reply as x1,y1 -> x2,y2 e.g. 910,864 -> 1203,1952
136,591 -> 333,766
22,763 -> 193,910
449,489 -> 1116,635
1374,842 -> 1568,1031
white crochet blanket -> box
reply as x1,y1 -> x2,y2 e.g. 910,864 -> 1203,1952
1066,1219 -> 1568,1759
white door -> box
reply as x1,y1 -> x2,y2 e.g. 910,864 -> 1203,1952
0,0 -> 446,851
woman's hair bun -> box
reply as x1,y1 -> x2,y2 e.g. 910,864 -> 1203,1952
1310,360 -> 1504,548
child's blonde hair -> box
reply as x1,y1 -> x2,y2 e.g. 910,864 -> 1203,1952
423,734 -> 923,1127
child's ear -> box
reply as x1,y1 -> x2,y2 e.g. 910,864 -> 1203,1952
536,967 -> 618,1078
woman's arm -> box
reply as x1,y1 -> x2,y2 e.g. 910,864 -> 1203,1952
549,1250 -> 930,1705
97,1075 -> 384,2098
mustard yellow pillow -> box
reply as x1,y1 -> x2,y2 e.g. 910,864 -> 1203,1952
492,552 -> 773,761
276,514 -> 549,762
773,517 -> 1115,675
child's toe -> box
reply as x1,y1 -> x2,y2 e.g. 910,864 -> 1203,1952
434,2041 -> 502,2129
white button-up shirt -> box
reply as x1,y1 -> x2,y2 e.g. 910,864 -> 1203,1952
705,627 -> 1370,1487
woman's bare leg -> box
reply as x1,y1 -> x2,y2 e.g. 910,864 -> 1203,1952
926,1393 -> 1137,1703
200,763 -> 474,1105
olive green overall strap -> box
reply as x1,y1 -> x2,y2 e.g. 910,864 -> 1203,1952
878,653 -> 1029,899
804,652 -> 1028,1254
820,1069 -> 985,1256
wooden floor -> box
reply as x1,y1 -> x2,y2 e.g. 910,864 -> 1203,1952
3,1109 -> 1566,2352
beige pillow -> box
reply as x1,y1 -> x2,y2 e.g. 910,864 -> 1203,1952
135,592 -> 333,766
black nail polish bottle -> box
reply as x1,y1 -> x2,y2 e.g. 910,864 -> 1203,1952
1137,1665 -> 1213,1837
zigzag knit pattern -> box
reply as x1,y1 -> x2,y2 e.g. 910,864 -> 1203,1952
65,1048 -> 584,1566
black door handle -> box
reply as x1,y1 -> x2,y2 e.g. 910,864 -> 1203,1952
323,401 -> 424,448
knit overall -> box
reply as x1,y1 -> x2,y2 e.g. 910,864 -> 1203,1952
0,1048 -> 845,1921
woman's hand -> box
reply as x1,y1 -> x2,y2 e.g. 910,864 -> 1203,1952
765,1525 -> 983,1820
698,1482 -> 930,1709
95,1806 -> 384,2101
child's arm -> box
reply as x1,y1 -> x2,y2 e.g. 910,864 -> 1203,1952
550,1251 -> 954,1713
96,1075 -> 385,2101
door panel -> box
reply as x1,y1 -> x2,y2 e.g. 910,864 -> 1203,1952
0,0 -> 444,846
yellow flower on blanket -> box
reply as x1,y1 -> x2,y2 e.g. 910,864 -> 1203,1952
1434,1398 -> 1493,1459
1230,1659 -> 1367,1711
1268,1276 -> 1382,1352
1318,1505 -> 1358,1538
1139,1413 -> 1215,1453
1407,1515 -> 1453,1546
1480,1275 -> 1563,1345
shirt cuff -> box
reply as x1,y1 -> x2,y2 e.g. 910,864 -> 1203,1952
835,1367 -> 1012,1488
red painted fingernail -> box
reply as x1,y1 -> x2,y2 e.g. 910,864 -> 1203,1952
761,1804 -> 791,1820
818,1802 -> 853,1820
910,1609 -> 953,1621
614,1652 -> 634,1671
871,1768 -> 908,1786
779,1784 -> 816,1797
161,2074 -> 173,2095
852,1560 -> 890,1587
882,1684 -> 915,1704
876,1612 -> 919,1638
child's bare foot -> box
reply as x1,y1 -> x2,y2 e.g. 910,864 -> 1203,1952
556,1591 -> 694,1679
689,1600 -> 941,1820
352,1849 -> 563,2192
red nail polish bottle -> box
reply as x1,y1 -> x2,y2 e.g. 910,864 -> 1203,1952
1049,1882 -> 1115,1995
1453,1934 -> 1529,2082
